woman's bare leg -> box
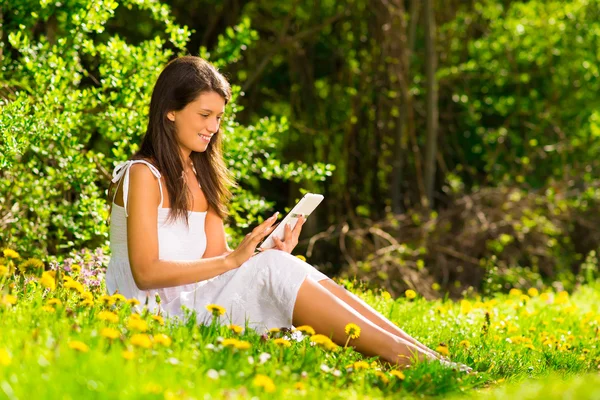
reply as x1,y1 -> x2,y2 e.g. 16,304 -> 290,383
317,279 -> 442,359
292,277 -> 436,367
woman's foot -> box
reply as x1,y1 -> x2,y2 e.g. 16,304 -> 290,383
439,358 -> 474,374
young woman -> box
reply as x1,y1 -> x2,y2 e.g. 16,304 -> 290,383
105,56 -> 471,372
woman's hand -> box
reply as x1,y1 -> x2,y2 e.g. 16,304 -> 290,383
225,212 -> 280,269
260,215 -> 305,254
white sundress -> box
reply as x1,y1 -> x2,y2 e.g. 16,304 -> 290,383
105,159 -> 331,335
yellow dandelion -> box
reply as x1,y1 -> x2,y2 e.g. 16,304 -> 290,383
17,258 -> 44,274
234,340 -> 251,350
81,291 -> 93,302
2,249 -> 20,259
64,280 -> 84,294
127,298 -> 141,306
46,298 -> 63,307
40,271 -> 56,291
1,294 -> 17,306
252,374 -> 276,393
310,334 -> 332,345
527,288 -> 539,297
80,299 -> 94,307
293,382 -> 305,391
345,323 -> 361,339
390,370 -> 405,380
68,340 -> 89,353
523,343 -> 536,350
459,340 -> 471,348
460,300 -> 473,315
222,338 -> 239,347
436,344 -> 450,356
375,370 -> 389,384
0,349 -> 11,366
294,325 -> 315,336
381,291 -> 392,300
295,255 -> 307,262
130,334 -> 153,349
151,315 -> 165,325
97,311 -> 119,324
111,294 -> 126,303
122,350 -> 135,360
0,265 -> 9,276
269,327 -> 281,334
228,324 -> 243,334
273,338 -> 292,348
205,303 -> 225,316
153,334 -> 172,347
405,289 -> 417,299
509,288 -> 522,296
99,294 -> 115,306
352,361 -> 370,370
129,313 -> 142,320
71,264 -> 81,273
41,305 -> 56,313
100,327 -> 120,340
127,318 -> 148,332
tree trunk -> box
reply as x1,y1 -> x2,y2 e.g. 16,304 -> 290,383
423,0 -> 438,208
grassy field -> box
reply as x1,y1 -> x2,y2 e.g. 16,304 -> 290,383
1,248 -> 599,399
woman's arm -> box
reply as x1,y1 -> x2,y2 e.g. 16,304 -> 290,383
203,204 -> 233,258
124,164 -> 236,291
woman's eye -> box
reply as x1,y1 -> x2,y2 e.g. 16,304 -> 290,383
201,114 -> 209,118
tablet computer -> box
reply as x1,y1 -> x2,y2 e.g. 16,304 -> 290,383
258,193 -> 324,250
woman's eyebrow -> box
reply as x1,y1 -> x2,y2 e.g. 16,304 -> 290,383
199,108 -> 224,115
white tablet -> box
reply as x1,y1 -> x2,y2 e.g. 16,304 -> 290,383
258,193 -> 324,250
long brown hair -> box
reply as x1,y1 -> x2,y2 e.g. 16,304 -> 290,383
107,56 -> 238,226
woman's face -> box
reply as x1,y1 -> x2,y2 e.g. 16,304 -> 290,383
167,91 -> 225,157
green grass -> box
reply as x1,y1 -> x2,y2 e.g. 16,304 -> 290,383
1,251 -> 599,399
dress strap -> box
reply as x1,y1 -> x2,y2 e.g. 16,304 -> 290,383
111,160 -> 164,217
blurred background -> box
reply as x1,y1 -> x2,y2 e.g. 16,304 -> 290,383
2,0 -> 600,298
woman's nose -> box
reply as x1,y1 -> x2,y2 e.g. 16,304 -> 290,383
208,118 -> 219,133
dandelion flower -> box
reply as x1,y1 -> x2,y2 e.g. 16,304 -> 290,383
153,334 -> 172,347
2,249 -> 20,259
100,328 -> 120,340
390,370 -> 405,380
405,289 -> 417,300
436,344 -> 450,356
345,323 -> 361,339
206,304 -> 225,316
152,315 -> 165,325
111,294 -> 126,303
1,294 -> 17,306
46,298 -> 63,307
127,318 -> 148,332
527,288 -> 539,297
81,291 -> 94,302
0,349 -> 11,366
234,340 -> 251,350
460,300 -> 472,315
40,271 -> 56,291
127,298 -> 141,306
509,288 -> 522,297
68,341 -> 89,353
269,327 -> 281,334
252,374 -> 276,393
64,280 -> 84,294
99,294 -> 115,306
97,311 -> 119,324
71,264 -> 81,273
294,325 -> 315,336
352,361 -> 370,370
228,324 -> 243,334
130,334 -> 153,349
0,265 -> 8,276
41,305 -> 56,313
375,370 -> 389,384
122,350 -> 135,360
293,382 -> 305,391
222,338 -> 239,348
459,340 -> 471,348
80,299 -> 94,307
273,338 -> 291,348
17,258 -> 44,275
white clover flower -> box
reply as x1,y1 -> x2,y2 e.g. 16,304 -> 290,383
247,356 -> 255,365
320,364 -> 331,373
259,352 -> 271,364
332,369 -> 342,377
206,369 -> 219,380
291,331 -> 305,342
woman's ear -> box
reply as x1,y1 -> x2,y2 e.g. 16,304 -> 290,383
167,111 -> 175,122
